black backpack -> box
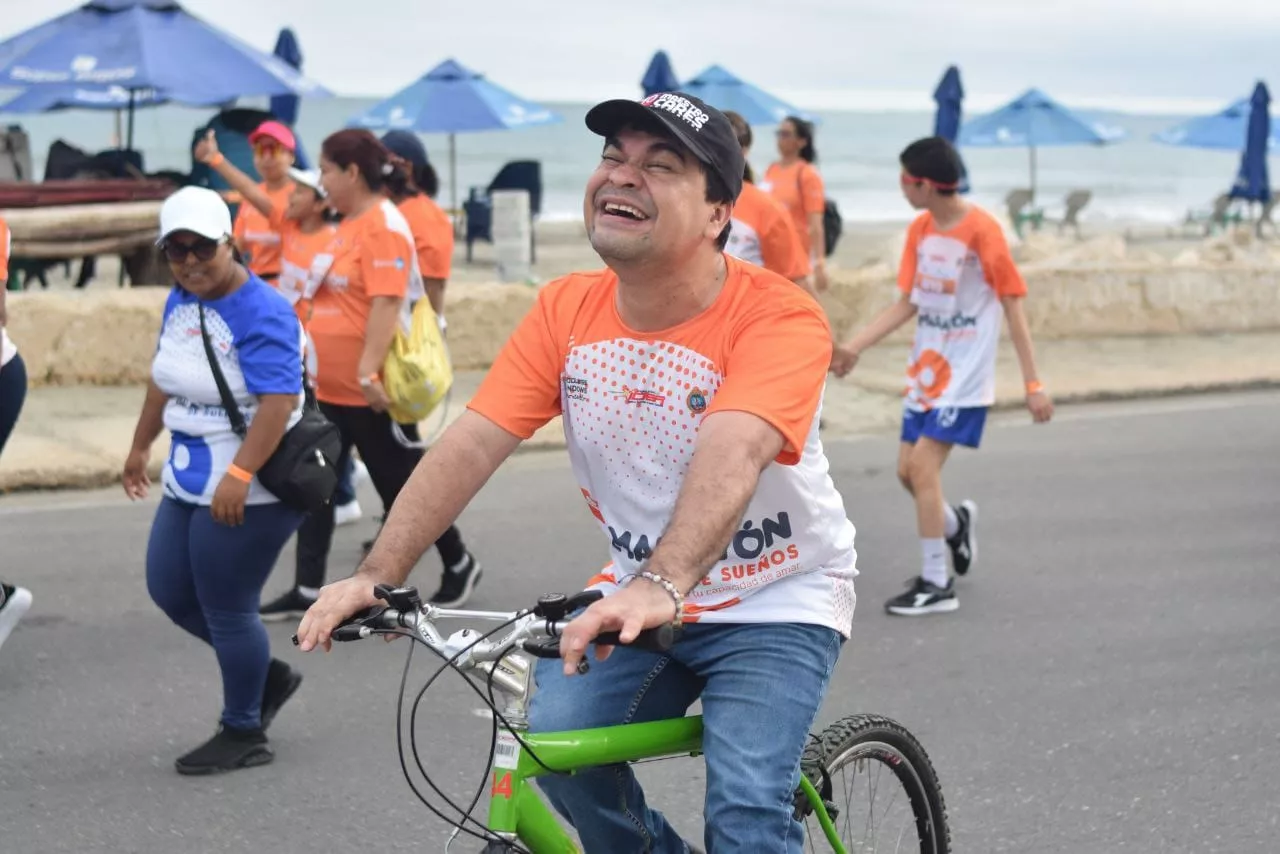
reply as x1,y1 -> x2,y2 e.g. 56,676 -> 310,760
822,198 -> 842,257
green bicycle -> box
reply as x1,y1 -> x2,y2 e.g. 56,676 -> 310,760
304,584 -> 951,853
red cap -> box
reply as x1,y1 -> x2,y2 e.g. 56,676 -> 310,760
248,120 -> 296,152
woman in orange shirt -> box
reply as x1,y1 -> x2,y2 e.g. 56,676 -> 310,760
721,111 -> 814,295
230,120 -> 298,284
264,130 -> 478,619
763,116 -> 829,292
380,131 -> 453,319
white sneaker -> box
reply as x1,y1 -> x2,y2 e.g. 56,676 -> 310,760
334,500 -> 363,527
0,584 -> 33,651
352,459 -> 370,486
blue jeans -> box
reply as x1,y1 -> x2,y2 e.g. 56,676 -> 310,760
146,497 -> 304,729
333,455 -> 357,506
529,621 -> 843,853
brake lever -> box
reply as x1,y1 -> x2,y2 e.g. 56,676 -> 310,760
521,637 -> 592,675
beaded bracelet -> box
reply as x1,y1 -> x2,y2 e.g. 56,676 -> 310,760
627,571 -> 685,629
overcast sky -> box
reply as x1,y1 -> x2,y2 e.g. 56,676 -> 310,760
11,0 -> 1280,112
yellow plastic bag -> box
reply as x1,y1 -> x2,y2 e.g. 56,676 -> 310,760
382,299 -> 453,426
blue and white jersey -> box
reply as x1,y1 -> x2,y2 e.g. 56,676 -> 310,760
152,277 -> 305,505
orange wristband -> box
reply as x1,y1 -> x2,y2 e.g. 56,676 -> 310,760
226,464 -> 253,484
1026,381 -> 1045,395
208,152 -> 225,167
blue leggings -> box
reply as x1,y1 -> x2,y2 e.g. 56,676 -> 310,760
146,497 -> 304,729
0,352 -> 27,458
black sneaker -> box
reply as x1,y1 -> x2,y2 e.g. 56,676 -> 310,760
885,576 -> 958,616
259,588 -> 317,623
947,500 -> 979,577
174,725 -> 273,776
260,659 -> 303,731
429,552 -> 483,607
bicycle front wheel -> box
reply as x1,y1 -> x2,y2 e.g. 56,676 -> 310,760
797,714 -> 950,854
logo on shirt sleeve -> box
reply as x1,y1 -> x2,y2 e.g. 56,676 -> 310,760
686,388 -> 708,414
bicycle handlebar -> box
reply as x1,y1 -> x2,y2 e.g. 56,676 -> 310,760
290,586 -> 679,676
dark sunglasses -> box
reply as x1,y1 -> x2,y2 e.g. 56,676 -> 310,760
161,237 -> 221,263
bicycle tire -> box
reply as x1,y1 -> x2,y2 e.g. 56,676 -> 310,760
796,714 -> 950,854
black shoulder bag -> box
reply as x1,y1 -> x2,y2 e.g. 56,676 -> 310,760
198,304 -> 342,514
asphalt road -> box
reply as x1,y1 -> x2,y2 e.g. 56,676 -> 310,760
2,391 -> 1278,853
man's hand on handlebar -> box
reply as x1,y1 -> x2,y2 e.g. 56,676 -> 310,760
559,578 -> 680,677
295,576 -> 382,652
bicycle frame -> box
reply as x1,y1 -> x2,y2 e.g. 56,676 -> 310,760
483,715 -> 847,853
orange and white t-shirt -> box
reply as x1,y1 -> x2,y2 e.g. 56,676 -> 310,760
277,221 -> 338,322
762,160 -> 825,258
0,216 -> 14,366
233,182 -> 294,279
898,207 -> 1027,412
308,200 -> 422,406
468,256 -> 858,637
726,182 -> 811,280
396,194 -> 454,281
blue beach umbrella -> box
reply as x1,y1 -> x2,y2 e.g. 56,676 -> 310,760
1229,82 -> 1270,203
679,64 -> 815,127
0,0 -> 329,148
347,58 -> 562,216
641,50 -> 679,97
0,84 -> 179,112
267,27 -> 309,168
1153,87 -> 1280,152
268,28 -> 302,126
932,65 -> 969,193
958,87 -> 1126,197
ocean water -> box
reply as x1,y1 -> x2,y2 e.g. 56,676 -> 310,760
0,95 -> 1251,225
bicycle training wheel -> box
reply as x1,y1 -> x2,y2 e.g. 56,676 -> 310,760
795,714 -> 950,853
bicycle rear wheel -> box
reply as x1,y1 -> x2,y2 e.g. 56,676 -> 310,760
796,714 -> 950,853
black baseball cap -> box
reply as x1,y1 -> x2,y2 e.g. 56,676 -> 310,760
585,92 -> 745,201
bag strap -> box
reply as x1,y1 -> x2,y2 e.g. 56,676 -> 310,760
198,303 -> 249,439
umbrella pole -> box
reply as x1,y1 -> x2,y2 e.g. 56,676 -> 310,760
1029,145 -> 1037,201
126,90 -> 136,152
450,133 -> 459,237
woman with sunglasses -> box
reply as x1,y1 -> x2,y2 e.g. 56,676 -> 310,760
763,116 -> 829,292
261,129 -> 478,623
195,128 -> 369,532
122,186 -> 307,774
230,121 -> 298,285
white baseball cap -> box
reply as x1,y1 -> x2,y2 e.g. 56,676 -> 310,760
158,185 -> 234,243
288,167 -> 327,198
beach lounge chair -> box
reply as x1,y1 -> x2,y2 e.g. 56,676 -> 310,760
1183,194 -> 1243,237
1005,188 -> 1043,238
1053,190 -> 1092,238
462,160 -> 543,263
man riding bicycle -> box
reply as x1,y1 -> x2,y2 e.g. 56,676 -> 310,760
296,92 -> 859,853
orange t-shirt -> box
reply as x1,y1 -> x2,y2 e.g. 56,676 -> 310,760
467,256 -> 858,636
0,215 -> 10,280
396,194 -> 454,280
308,200 -> 416,405
762,161 -> 825,258
469,256 -> 830,464
233,182 -> 294,278
897,207 -> 1027,411
277,221 -> 338,324
726,182 -> 811,280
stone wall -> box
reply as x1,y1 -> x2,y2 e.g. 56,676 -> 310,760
7,266 -> 1278,386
